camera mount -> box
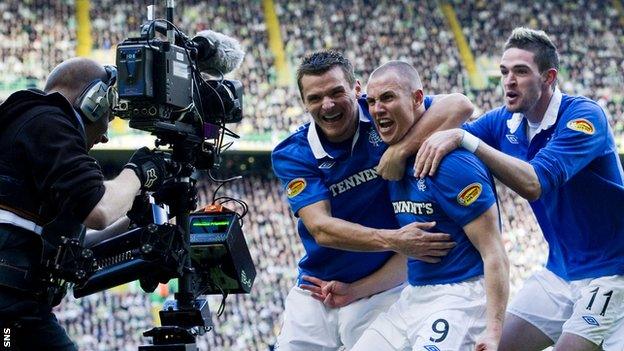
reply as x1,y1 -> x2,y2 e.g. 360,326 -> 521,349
72,2 -> 254,349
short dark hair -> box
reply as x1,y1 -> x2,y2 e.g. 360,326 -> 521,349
296,50 -> 356,99
504,27 -> 559,73
369,60 -> 423,92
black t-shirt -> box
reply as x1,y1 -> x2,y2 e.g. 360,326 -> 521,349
0,90 -> 105,224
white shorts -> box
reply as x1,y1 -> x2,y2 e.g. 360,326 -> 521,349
508,269 -> 624,349
351,277 -> 487,351
275,284 -> 404,351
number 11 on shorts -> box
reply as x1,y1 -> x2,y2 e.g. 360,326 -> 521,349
586,287 -> 613,316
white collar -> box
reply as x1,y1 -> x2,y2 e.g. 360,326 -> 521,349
506,87 -> 562,134
307,104 -> 368,160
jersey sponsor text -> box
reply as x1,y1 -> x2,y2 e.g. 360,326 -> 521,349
329,168 -> 378,196
392,201 -> 434,215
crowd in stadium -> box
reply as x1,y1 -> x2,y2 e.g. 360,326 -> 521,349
1,1 -> 622,140
0,0 -> 622,350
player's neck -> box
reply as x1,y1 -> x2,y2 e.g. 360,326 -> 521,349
525,88 -> 554,124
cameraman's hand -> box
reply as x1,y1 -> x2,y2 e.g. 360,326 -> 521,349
126,193 -> 152,227
124,147 -> 167,191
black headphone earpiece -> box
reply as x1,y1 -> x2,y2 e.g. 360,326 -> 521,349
75,65 -> 118,123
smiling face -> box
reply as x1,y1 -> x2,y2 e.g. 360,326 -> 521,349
300,66 -> 361,143
500,48 -> 547,114
366,71 -> 423,145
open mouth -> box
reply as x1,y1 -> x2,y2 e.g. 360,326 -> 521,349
322,112 -> 343,123
506,91 -> 519,100
376,118 -> 394,133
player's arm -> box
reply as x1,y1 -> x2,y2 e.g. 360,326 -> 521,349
415,127 -> 542,199
272,143 -> 455,262
464,139 -> 542,201
300,253 -> 407,308
430,153 -> 508,349
299,201 -> 454,263
416,102 -> 608,201
464,205 -> 509,350
377,93 -> 474,180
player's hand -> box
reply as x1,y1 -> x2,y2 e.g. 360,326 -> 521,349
388,222 -> 455,263
414,129 -> 463,179
299,275 -> 358,308
474,332 -> 500,351
376,144 -> 408,181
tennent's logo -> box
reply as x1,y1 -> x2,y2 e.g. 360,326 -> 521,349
457,183 -> 482,206
287,178 -> 307,198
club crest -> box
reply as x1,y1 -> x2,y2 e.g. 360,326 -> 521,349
369,129 -> 382,147
417,178 -> 427,192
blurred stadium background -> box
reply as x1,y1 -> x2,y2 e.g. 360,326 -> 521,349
0,0 -> 622,350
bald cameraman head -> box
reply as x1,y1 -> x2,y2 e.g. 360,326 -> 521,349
0,57 -> 167,350
44,57 -> 113,149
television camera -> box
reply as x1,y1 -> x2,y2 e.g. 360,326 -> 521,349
41,2 -> 256,350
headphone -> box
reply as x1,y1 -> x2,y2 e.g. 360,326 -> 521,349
75,65 -> 118,123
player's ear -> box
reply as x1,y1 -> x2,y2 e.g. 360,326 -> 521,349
412,89 -> 424,108
543,68 -> 558,86
354,80 -> 362,98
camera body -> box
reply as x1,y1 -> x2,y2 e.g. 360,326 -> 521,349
43,6 -> 253,346
114,22 -> 243,134
116,40 -> 192,120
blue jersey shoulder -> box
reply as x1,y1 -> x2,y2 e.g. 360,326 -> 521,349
432,149 -> 490,183
273,123 -> 311,155
426,150 -> 495,226
272,123 -> 315,164
557,94 -> 608,129
463,105 -> 511,146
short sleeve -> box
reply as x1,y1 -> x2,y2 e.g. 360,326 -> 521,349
272,141 -> 329,215
428,152 -> 496,227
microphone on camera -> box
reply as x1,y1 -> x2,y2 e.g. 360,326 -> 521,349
191,30 -> 245,75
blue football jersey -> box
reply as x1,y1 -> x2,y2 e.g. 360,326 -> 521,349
272,97 -> 433,285
389,150 -> 497,285
464,89 -> 624,280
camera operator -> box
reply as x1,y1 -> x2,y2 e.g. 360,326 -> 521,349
0,57 -> 167,350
